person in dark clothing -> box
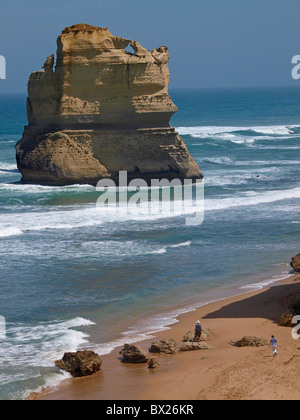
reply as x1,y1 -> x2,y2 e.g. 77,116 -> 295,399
194,320 -> 202,341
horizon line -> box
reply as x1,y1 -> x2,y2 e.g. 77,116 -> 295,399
1,84 -> 300,96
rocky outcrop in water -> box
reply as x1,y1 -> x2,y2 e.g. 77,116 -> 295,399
16,24 -> 202,186
55,351 -> 102,377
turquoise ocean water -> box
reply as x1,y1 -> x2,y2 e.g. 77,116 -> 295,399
0,87 -> 299,399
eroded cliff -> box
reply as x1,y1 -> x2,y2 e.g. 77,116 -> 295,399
16,24 -> 202,185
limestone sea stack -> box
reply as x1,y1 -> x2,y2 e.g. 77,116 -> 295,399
16,24 -> 202,186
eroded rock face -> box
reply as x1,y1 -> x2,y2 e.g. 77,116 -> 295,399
278,299 -> 300,327
16,24 -> 202,186
148,358 -> 160,369
229,336 -> 269,348
149,339 -> 178,354
183,328 -> 213,342
179,342 -> 215,352
291,254 -> 300,272
119,344 -> 149,364
55,351 -> 102,377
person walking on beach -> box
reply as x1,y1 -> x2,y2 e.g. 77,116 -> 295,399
194,320 -> 202,341
270,335 -> 278,357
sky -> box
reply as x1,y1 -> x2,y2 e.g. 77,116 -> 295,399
1,0 -> 300,93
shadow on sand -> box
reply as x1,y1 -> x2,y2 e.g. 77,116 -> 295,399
203,280 -> 300,323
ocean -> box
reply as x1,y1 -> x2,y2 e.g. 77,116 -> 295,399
0,87 -> 299,399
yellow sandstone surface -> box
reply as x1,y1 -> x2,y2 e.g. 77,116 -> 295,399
16,24 -> 202,185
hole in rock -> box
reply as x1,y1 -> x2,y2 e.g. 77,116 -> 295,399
125,43 -> 135,55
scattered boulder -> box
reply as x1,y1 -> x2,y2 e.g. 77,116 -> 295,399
182,331 -> 195,342
149,339 -> 178,355
278,310 -> 295,327
229,336 -> 269,348
291,254 -> 300,272
278,298 -> 300,327
55,351 -> 102,377
119,344 -> 149,364
148,358 -> 160,369
183,328 -> 213,342
179,342 -> 215,352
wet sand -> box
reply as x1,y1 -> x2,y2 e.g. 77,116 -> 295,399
33,275 -> 300,401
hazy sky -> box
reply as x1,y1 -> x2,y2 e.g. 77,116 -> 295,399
1,0 -> 300,93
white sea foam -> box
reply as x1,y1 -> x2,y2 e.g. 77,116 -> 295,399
176,124 -> 300,139
170,241 -> 191,248
151,241 -> 191,255
176,125 -> 300,148
0,317 -> 95,385
205,186 -> 300,211
0,187 -> 299,238
21,370 -> 72,400
0,183 -> 94,193
203,157 -> 233,165
0,227 -> 24,238
0,162 -> 18,171
151,248 -> 167,254
0,317 -> 96,399
205,174 -> 262,186
239,271 -> 293,291
202,157 -> 300,166
0,140 -> 17,144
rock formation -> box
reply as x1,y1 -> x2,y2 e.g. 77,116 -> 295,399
229,336 -> 269,348
183,328 -> 213,342
179,342 -> 215,352
16,24 -> 202,186
278,298 -> 300,327
291,253 -> 300,272
55,350 -> 102,377
149,339 -> 178,354
119,344 -> 149,364
148,358 -> 160,369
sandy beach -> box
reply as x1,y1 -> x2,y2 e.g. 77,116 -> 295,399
33,274 -> 300,401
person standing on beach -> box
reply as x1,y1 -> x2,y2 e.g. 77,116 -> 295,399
270,335 -> 278,357
194,320 -> 202,341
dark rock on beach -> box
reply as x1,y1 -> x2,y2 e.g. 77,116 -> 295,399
149,339 -> 178,354
229,336 -> 269,348
148,358 -> 160,369
278,298 -> 300,327
183,328 -> 213,342
179,342 -> 215,352
291,253 -> 300,273
119,344 -> 149,364
55,351 -> 102,377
